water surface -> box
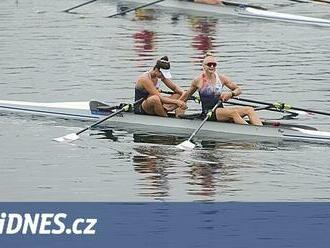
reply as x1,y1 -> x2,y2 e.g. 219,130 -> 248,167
0,0 -> 329,201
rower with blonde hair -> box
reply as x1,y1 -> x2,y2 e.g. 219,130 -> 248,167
182,52 -> 263,125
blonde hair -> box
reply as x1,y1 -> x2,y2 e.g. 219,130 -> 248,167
204,51 -> 213,59
203,51 -> 215,64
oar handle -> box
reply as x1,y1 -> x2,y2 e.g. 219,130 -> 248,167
107,0 -> 165,18
63,0 -> 98,13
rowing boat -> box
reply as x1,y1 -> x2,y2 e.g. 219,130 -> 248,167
0,99 -> 329,144
126,0 -> 330,27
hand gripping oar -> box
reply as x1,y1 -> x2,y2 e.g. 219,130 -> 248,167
234,97 -> 330,116
176,101 -> 222,150
54,98 -> 143,143
107,0 -> 165,18
63,0 -> 98,13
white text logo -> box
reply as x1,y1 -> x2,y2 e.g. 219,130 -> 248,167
0,212 -> 97,235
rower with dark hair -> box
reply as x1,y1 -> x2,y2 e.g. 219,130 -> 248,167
134,56 -> 186,117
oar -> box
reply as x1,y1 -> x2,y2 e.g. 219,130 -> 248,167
289,0 -> 330,3
288,0 -> 310,3
54,98 -> 143,143
222,1 -> 267,10
107,0 -> 165,18
176,101 -> 222,150
227,100 -> 298,113
234,97 -> 330,116
63,0 -> 98,13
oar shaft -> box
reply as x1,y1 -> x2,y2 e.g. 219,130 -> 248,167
287,106 -> 330,116
160,90 -> 199,102
107,0 -> 164,18
234,97 -> 330,116
313,0 -> 330,4
226,100 -> 299,116
222,1 -> 267,10
187,116 -> 209,142
63,0 -> 98,13
233,97 -> 272,106
76,108 -> 124,135
76,98 -> 143,135
288,0 -> 310,3
289,0 -> 330,3
187,101 -> 222,142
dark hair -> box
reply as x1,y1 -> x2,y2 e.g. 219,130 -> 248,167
154,56 -> 170,70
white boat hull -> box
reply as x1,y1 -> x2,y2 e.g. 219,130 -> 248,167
126,0 -> 330,27
1,100 -> 330,144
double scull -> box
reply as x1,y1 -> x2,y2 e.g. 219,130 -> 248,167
0,99 -> 329,144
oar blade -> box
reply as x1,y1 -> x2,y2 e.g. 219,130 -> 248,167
53,133 -> 80,143
176,140 -> 196,150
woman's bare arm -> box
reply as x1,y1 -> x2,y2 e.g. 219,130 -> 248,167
162,78 -> 184,95
180,78 -> 200,102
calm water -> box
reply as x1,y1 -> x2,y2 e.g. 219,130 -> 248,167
0,0 -> 330,201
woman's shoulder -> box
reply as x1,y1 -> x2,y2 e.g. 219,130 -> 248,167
136,72 -> 151,83
193,72 -> 204,82
135,75 -> 146,89
191,73 -> 204,88
218,73 -> 231,82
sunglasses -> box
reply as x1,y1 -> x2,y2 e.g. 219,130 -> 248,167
205,62 -> 217,68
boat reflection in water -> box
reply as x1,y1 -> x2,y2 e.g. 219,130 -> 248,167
94,126 -> 321,201
99,128 -> 281,149
131,144 -> 229,200
96,129 -> 264,200
132,146 -> 171,199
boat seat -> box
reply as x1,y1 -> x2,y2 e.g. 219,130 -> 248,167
178,113 -> 203,120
